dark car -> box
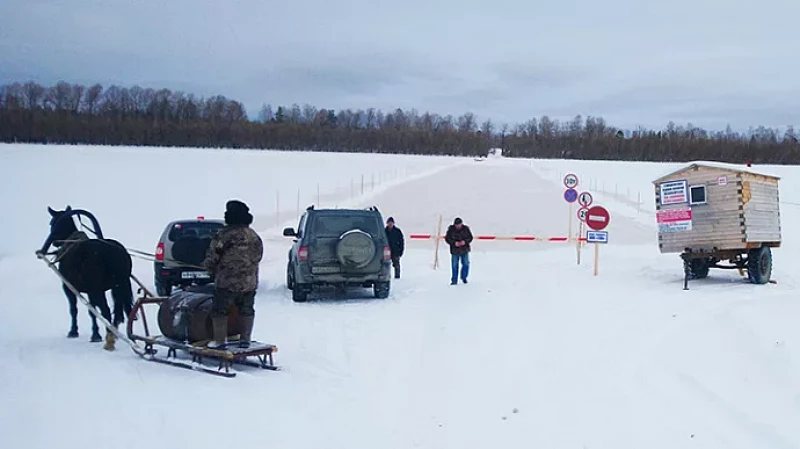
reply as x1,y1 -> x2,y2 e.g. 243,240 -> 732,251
283,206 -> 392,302
153,217 -> 225,296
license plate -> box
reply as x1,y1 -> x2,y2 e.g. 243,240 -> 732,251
181,271 -> 210,279
312,265 -> 341,274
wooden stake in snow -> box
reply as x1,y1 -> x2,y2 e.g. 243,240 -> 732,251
433,215 -> 443,270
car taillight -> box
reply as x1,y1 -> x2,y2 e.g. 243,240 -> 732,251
298,246 -> 308,261
155,242 -> 165,261
383,246 -> 391,261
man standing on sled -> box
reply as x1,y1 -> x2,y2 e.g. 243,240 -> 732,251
203,200 -> 263,349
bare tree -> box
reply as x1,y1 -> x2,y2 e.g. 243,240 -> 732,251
22,81 -> 45,109
83,84 -> 103,114
257,104 -> 274,122
457,112 -> 477,132
302,103 -> 318,123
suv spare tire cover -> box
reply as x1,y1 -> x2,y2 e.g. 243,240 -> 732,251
336,229 -> 376,269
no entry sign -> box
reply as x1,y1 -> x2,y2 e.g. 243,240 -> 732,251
585,206 -> 610,231
563,173 -> 579,189
564,188 -> 578,203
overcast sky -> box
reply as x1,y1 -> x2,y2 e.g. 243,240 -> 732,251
1,0 -> 798,131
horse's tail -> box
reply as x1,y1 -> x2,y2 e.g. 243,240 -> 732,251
111,275 -> 134,325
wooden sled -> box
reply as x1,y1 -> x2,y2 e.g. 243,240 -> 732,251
127,288 -> 279,378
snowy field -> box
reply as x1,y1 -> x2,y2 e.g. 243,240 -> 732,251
1,143 -> 799,449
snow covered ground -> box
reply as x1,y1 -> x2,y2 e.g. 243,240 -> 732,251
1,144 -> 799,449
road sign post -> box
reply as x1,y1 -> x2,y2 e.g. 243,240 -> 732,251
575,206 -> 588,264
586,225 -> 610,276
577,218 -> 584,265
563,174 -> 579,241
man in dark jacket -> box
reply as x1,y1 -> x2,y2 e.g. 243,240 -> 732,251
445,217 -> 473,285
385,217 -> 404,279
202,200 -> 264,349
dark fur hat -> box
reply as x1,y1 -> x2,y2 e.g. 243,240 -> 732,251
225,200 -> 253,226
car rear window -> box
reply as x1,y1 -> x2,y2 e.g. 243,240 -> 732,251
168,222 -> 224,241
311,214 -> 382,237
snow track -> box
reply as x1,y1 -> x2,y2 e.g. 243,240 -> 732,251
2,144 -> 800,449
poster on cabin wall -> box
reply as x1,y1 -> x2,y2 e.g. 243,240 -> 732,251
657,208 -> 692,232
659,180 -> 689,205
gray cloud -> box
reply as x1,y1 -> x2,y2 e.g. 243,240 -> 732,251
2,0 -> 799,131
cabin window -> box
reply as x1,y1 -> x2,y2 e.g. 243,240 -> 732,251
689,184 -> 707,205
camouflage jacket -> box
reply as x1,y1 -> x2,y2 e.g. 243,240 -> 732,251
202,225 -> 263,292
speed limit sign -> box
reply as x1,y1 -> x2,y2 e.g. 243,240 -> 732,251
577,207 -> 589,222
578,191 -> 593,207
563,173 -> 579,189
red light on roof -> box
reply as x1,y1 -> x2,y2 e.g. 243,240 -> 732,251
197,216 -> 204,220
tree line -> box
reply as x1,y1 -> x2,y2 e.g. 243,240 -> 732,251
1,80 -> 799,163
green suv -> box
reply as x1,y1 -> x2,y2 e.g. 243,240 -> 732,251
283,206 -> 392,302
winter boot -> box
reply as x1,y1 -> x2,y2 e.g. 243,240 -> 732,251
207,316 -> 228,349
238,315 -> 254,348
394,266 -> 401,279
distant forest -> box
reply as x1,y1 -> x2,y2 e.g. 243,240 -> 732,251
1,80 -> 799,164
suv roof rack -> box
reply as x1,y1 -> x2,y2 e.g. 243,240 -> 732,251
365,206 -> 380,212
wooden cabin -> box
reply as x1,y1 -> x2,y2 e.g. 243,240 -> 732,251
653,161 -> 781,256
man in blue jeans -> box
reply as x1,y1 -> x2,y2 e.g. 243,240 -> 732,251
445,217 -> 473,285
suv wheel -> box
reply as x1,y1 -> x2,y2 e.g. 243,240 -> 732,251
373,281 -> 390,299
286,261 -> 295,290
155,281 -> 171,297
292,284 -> 309,303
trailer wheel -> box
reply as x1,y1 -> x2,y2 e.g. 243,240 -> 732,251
689,259 -> 710,279
747,246 -> 772,285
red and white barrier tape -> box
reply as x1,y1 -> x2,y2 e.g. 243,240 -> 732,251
408,234 -> 587,242
261,234 -> 586,242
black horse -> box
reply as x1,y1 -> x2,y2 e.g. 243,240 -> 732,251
38,206 -> 133,350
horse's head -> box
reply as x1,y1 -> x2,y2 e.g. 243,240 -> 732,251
39,206 -> 104,255
47,205 -> 78,247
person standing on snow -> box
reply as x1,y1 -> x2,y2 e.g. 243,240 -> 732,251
202,200 -> 264,349
445,217 -> 473,285
385,217 -> 404,279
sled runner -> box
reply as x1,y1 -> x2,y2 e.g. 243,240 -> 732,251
127,287 -> 280,378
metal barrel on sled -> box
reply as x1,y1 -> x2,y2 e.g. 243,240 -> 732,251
126,283 -> 279,377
